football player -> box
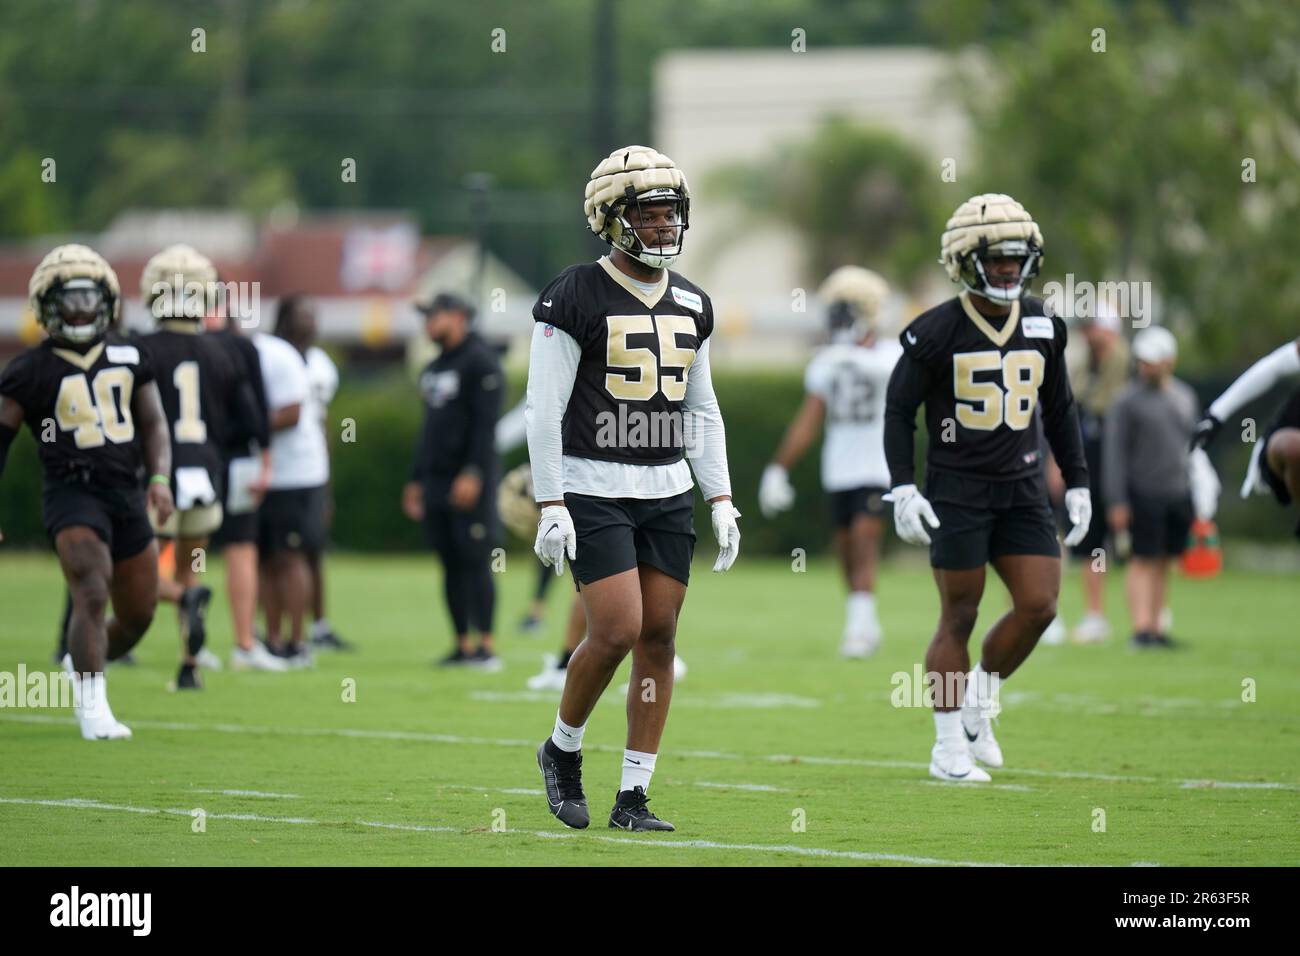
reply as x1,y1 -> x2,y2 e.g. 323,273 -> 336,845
758,266 -> 901,658
141,244 -> 255,689
0,245 -> 174,738
528,146 -> 739,831
1192,337 -> 1300,537
882,195 -> 1091,782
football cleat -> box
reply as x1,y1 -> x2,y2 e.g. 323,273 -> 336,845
962,715 -> 1004,768
929,738 -> 991,783
608,786 -> 674,831
840,629 -> 880,659
196,648 -> 223,671
1039,615 -> 1066,645
468,647 -> 503,673
173,662 -> 202,691
79,714 -> 132,741
537,740 -> 589,829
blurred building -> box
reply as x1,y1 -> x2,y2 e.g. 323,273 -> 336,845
0,209 -> 535,362
656,47 -> 977,362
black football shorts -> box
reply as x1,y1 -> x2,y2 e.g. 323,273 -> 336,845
924,469 -> 1060,570
1128,492 -> 1193,559
258,485 -> 327,556
828,485 -> 888,529
565,490 -> 696,587
43,480 -> 155,563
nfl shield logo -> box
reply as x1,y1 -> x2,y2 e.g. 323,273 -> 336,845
544,324 -> 554,337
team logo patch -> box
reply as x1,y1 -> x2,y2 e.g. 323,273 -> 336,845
670,286 -> 703,312
105,345 -> 140,365
1021,316 -> 1054,339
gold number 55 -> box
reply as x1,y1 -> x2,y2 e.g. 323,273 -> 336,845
605,314 -> 697,402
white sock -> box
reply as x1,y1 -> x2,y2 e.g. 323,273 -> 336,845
71,670 -> 112,722
551,713 -> 585,753
845,592 -> 876,633
934,710 -> 963,742
962,663 -> 1002,731
620,749 -> 657,793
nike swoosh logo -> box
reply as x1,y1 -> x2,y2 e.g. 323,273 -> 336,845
625,758 -> 640,765
547,523 -> 560,535
542,299 -> 553,307
948,769 -> 970,779
963,725 -> 978,742
906,331 -> 918,344
557,728 -> 573,737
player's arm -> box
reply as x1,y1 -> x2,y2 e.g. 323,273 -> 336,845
1196,338 -> 1300,449
451,355 -> 504,511
1040,327 -> 1092,544
133,380 -> 175,526
882,348 -> 942,545
683,340 -> 740,571
525,321 -> 579,573
1102,394 -> 1131,529
759,392 -> 824,518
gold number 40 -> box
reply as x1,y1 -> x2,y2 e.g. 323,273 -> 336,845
604,314 -> 698,402
55,368 -> 135,448
953,349 -> 1044,431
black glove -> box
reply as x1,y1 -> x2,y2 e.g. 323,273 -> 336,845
1191,413 -> 1222,451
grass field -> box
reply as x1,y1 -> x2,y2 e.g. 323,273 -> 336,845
1,550 -> 1297,867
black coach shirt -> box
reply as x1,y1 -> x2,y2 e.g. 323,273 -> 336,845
532,257 -> 714,466
411,331 -> 503,491
883,293 -> 1088,487
0,333 -> 152,488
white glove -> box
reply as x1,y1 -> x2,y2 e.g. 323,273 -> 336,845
710,500 -> 742,572
1063,487 -> 1093,547
885,484 -> 940,546
758,464 -> 795,518
1188,448 -> 1221,520
534,505 -> 577,576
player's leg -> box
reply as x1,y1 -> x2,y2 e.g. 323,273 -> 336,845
521,557 -> 553,632
926,565 -> 988,774
611,563 -> 685,831
983,553 -> 1061,678
54,526 -> 132,740
836,498 -> 885,657
426,507 -> 474,664
170,532 -> 214,686
1265,428 -> 1300,530
453,507 -> 498,665
107,541 -> 160,661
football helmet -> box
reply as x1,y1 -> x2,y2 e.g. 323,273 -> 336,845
141,243 -> 219,320
498,463 -> 540,540
819,266 -> 889,343
585,146 -> 690,270
28,244 -> 121,347
940,193 -> 1043,304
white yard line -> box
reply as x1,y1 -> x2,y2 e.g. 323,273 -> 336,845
0,795 -> 1034,866
191,789 -> 300,799
3,712 -> 1296,791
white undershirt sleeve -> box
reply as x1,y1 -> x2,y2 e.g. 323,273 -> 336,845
1208,340 -> 1300,423
525,323 -> 580,502
683,339 -> 732,501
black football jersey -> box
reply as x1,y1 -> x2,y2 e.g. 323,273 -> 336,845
141,322 -> 245,493
886,294 -> 1087,485
0,333 -> 153,488
532,257 -> 714,466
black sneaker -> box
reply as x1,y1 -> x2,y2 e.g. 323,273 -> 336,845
178,586 -> 212,658
1130,631 -> 1158,649
1150,632 -> 1182,649
438,648 -> 474,667
518,614 -> 543,634
174,662 -> 202,691
608,786 -> 674,832
537,739 -> 589,829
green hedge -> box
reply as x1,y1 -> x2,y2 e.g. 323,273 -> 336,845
0,369 -> 1291,551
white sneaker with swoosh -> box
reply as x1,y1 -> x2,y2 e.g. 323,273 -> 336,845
929,737 -> 991,782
